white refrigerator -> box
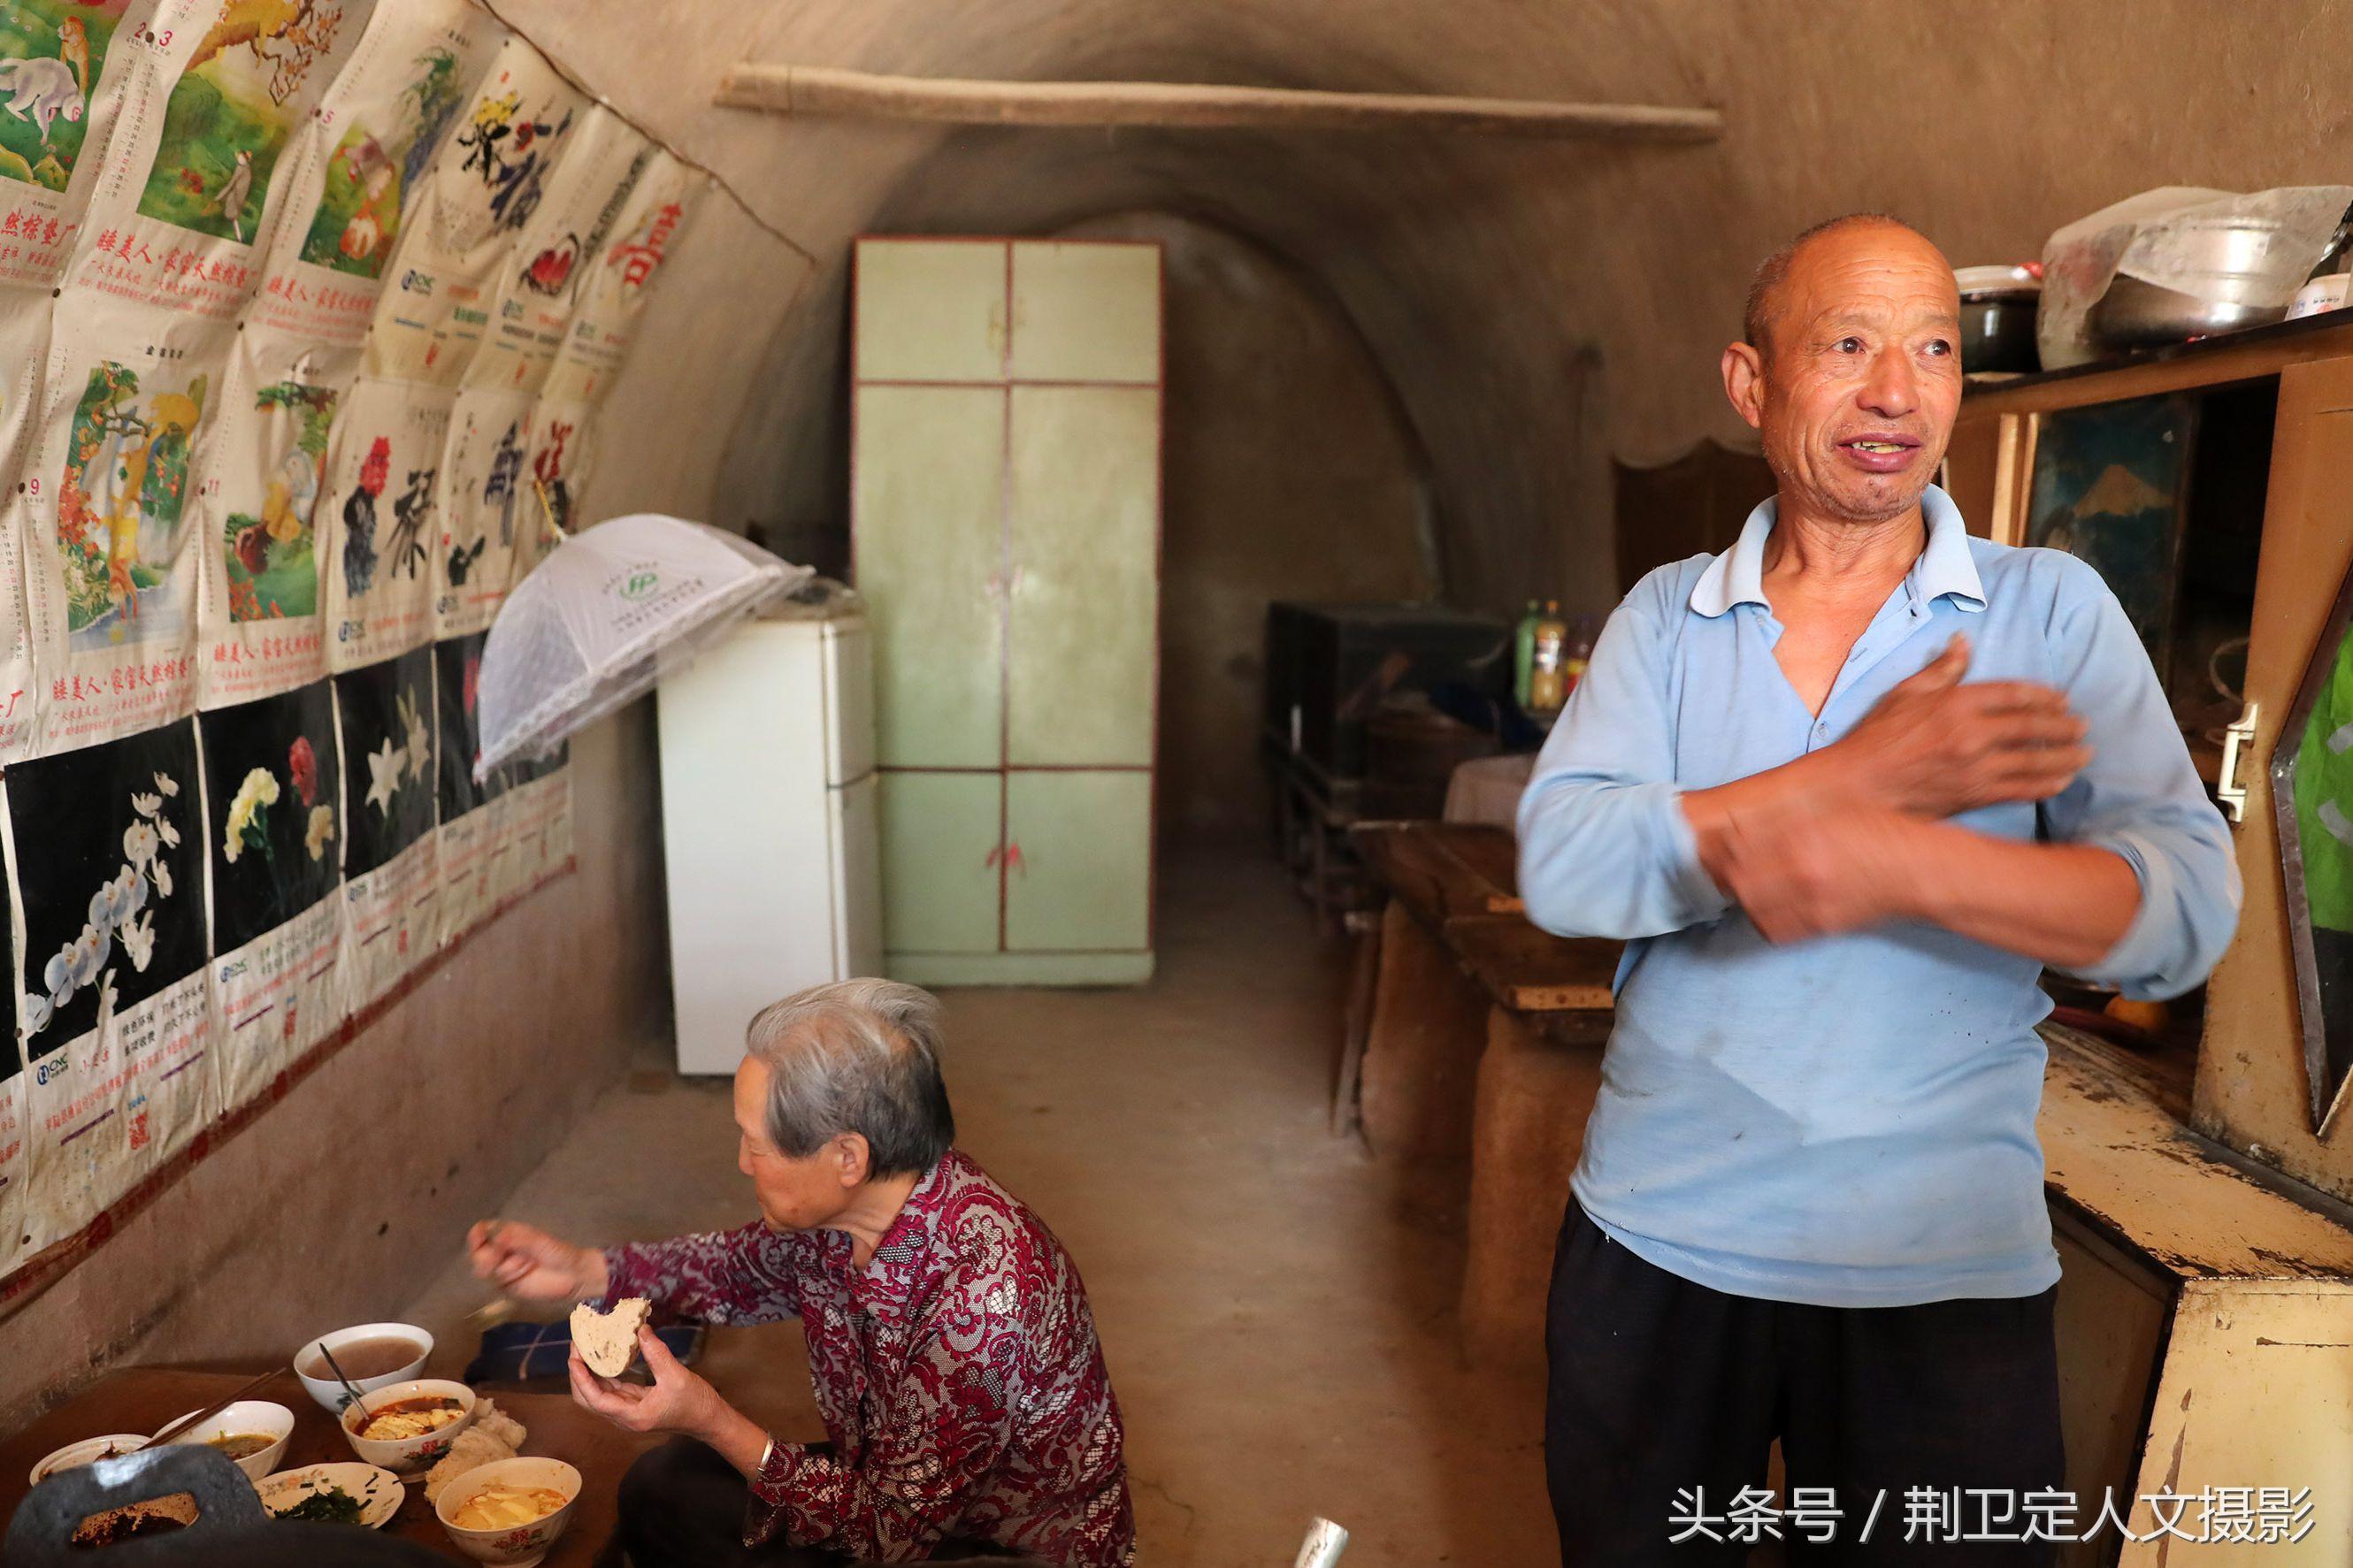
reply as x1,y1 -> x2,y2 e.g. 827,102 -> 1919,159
656,603 -> 882,1075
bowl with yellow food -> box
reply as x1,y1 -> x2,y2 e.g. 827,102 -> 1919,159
161,1399 -> 295,1480
433,1456 -> 582,1566
338,1379 -> 478,1475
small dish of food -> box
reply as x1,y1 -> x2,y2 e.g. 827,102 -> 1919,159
27,1434 -> 149,1487
292,1322 -> 433,1412
161,1399 -> 295,1480
339,1378 -> 479,1475
433,1457 -> 581,1567
257,1461 -> 403,1529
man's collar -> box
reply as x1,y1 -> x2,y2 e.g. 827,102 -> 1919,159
1686,484 -> 1985,618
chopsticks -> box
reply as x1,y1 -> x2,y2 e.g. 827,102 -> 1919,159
145,1368 -> 282,1449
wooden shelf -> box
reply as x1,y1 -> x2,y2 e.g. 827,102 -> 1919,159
1963,312 -> 2353,417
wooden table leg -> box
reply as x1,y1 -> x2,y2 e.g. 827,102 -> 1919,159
1332,906 -> 1384,1136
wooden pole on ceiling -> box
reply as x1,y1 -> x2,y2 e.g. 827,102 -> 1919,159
716,63 -> 1721,142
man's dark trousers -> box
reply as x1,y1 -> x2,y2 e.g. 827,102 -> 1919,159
1546,1198 -> 2066,1565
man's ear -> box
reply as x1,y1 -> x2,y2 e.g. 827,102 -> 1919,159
1721,341 -> 1767,431
834,1132 -> 873,1189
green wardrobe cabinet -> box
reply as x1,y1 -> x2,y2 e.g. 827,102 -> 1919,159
852,237 -> 1162,986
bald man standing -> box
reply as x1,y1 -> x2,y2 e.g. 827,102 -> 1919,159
1517,216 -> 2239,1564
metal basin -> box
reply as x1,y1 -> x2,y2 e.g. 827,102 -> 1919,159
2090,274 -> 2288,348
2089,215 -> 2311,348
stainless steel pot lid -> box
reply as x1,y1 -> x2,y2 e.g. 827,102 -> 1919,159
1953,264 -> 2042,298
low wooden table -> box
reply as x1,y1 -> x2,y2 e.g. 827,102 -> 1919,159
0,1368 -> 658,1564
1344,819 -> 1622,1366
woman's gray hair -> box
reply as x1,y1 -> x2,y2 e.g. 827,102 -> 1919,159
743,978 -> 955,1177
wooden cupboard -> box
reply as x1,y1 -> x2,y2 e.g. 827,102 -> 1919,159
851,237 -> 1162,986
1951,315 -> 2353,1564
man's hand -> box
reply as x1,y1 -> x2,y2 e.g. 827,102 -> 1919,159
1826,635 -> 2090,816
1704,805 -> 1934,944
467,1219 -> 608,1304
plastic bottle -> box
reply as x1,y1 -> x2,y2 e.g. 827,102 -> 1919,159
1561,614 -> 1596,699
1513,600 -> 1540,708
1529,600 -> 1567,712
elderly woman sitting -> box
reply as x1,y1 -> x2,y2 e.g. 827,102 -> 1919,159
467,980 -> 1136,1566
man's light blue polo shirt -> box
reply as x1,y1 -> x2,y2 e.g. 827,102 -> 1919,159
1516,486 -> 2241,1307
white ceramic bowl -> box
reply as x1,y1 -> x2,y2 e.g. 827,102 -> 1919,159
433,1457 -> 582,1567
293,1322 -> 433,1413
338,1378 -> 478,1475
27,1434 -> 148,1487
161,1399 -> 295,1481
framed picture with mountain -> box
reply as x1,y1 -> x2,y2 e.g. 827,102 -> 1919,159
2025,392 -> 2199,675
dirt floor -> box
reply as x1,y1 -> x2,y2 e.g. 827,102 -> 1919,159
399,846 -> 1558,1566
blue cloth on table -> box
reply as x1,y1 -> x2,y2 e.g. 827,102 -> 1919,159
464,1319 -> 701,1383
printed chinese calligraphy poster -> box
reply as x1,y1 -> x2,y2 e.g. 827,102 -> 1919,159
246,0 -> 501,350
21,310 -> 230,756
364,36 -> 584,388
542,148 -> 701,409
464,105 -> 649,397
191,332 -> 339,706
431,384 -> 531,639
432,629 -> 504,941
497,738 -> 568,906
198,679 -> 340,1111
316,374 -> 448,671
509,392 -> 588,593
332,646 -> 432,1006
2,716 -> 211,1251
0,0 -> 157,291
62,0 -> 374,321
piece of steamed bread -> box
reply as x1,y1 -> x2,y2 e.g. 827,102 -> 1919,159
571,1296 -> 652,1377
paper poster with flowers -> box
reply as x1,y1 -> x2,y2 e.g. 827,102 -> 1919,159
20,310 -> 231,757
0,294 -> 53,762
541,146 -> 701,409
189,329 -> 339,708
246,0 -> 499,349
1,716 -> 213,1250
61,0 -> 370,321
0,0 -> 154,292
198,679 -> 340,1107
431,628 -> 502,942
464,106 -> 651,398
430,385 -> 531,639
364,34 -> 583,388
0,866 -> 21,1277
331,645 -> 433,1006
315,374 -> 449,672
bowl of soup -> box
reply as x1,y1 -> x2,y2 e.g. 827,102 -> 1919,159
293,1322 -> 433,1413
434,1457 -> 581,1566
339,1379 -> 478,1475
161,1400 -> 295,1481
27,1434 -> 149,1487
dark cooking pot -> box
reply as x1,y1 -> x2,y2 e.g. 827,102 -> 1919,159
1954,264 -> 2042,374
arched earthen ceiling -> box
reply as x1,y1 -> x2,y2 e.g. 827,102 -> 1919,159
512,0 -> 2353,612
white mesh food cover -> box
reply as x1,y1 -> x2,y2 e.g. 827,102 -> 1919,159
474,515 -> 809,779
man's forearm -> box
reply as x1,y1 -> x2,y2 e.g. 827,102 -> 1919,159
1896,822 -> 2139,969
1682,750 -> 1856,857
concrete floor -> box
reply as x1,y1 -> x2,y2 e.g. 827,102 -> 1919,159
400,846 -> 1558,1566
